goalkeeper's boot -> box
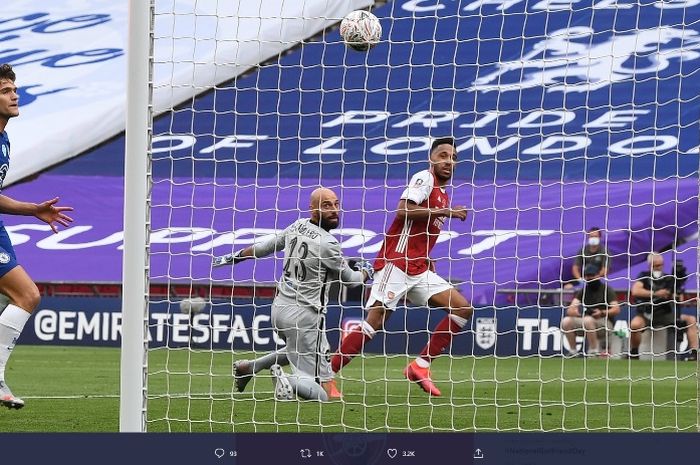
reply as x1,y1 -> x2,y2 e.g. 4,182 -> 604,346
0,380 -> 24,410
404,360 -> 442,397
233,360 -> 254,393
322,379 -> 343,400
270,364 -> 294,401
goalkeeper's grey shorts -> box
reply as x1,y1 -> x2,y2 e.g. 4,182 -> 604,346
271,301 -> 332,383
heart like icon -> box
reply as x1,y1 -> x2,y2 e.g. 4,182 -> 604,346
387,449 -> 398,459
214,448 -> 225,459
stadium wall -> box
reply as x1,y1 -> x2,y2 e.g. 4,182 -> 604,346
20,296 -> 696,356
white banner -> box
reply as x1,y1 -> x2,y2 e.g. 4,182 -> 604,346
2,0 -> 373,185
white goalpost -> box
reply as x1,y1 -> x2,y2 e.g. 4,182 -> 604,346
121,0 -> 700,432
120,0 -> 152,432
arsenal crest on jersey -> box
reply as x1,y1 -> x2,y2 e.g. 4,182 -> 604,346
475,317 -> 497,350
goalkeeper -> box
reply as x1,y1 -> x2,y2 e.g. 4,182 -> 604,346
213,187 -> 372,401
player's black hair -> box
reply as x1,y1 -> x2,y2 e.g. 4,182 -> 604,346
587,226 -> 601,234
0,63 -> 15,82
430,137 -> 455,154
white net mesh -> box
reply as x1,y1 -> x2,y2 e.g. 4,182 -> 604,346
142,0 -> 700,432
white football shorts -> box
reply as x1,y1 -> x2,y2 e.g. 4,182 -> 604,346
366,263 -> 452,310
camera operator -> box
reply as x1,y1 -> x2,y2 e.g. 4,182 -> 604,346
629,253 -> 698,361
561,263 -> 620,357
565,227 -> 610,289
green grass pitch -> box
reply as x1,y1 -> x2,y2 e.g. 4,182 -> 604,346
1,346 -> 696,432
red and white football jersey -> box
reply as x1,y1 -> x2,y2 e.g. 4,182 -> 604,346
374,169 -> 449,276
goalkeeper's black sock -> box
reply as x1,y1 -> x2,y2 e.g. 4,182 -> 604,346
629,347 -> 639,360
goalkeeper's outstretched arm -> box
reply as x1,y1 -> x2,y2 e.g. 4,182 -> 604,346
213,229 -> 286,267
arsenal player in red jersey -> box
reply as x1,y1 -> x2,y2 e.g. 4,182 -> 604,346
331,137 -> 472,396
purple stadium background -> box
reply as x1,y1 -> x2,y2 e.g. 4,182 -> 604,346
4,174 -> 696,306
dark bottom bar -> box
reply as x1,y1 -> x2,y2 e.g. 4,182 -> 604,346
1,432 -> 698,465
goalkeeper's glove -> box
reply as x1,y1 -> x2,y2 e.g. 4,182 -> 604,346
353,259 -> 375,281
212,249 -> 247,267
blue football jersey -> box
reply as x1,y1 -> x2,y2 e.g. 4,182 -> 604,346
0,131 -> 9,191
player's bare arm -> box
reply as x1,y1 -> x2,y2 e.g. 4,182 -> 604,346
0,195 -> 73,233
396,198 -> 467,221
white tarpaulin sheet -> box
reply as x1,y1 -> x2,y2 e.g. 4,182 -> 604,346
1,0 -> 373,185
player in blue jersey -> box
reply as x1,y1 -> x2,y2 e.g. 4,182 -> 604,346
0,64 -> 74,409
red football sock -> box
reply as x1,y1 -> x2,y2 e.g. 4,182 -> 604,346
419,316 -> 463,362
331,329 -> 369,372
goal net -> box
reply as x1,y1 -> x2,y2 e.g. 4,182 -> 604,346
122,0 -> 700,432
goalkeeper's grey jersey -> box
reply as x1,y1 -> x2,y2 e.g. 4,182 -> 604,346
252,218 -> 364,313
